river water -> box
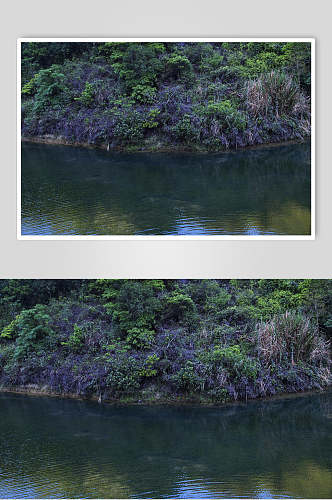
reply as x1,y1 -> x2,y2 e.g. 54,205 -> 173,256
0,391 -> 331,498
21,142 -> 311,236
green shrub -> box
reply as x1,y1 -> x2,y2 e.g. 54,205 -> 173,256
113,110 -> 145,144
21,75 -> 37,96
203,100 -> 247,130
131,84 -> 157,104
163,292 -> 196,322
142,108 -> 160,128
115,281 -> 161,325
107,42 -> 165,91
236,288 -> 255,307
255,290 -> 301,320
182,42 -> 215,65
205,290 -> 231,317
297,279 -> 332,325
139,354 -> 159,377
8,305 -> 55,360
205,82 -> 227,100
1,319 -> 18,339
172,114 -> 199,143
89,279 -> 121,302
107,281 -> 163,341
31,65 -> 68,115
208,387 -> 230,403
210,345 -> 258,380
200,53 -> 224,75
172,361 -> 203,392
220,304 -> 257,323
125,327 -> 155,350
74,82 -> 95,106
106,354 -> 142,394
241,51 -> 287,78
0,344 -> 15,369
165,54 -> 193,80
280,42 -> 311,89
61,323 -> 85,352
186,280 -> 221,305
103,339 -> 130,355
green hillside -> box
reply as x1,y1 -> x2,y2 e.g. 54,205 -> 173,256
0,279 -> 330,403
21,41 -> 311,152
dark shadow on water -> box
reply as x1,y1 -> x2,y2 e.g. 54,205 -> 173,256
21,142 -> 311,236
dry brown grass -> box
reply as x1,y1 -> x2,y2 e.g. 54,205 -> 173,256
245,71 -> 310,119
256,312 -> 330,367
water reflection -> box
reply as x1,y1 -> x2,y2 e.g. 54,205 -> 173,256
21,142 -> 311,235
0,391 -> 331,498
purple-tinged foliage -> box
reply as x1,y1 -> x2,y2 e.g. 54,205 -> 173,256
0,280 -> 330,403
21,42 -> 311,151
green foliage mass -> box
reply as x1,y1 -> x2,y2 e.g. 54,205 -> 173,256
163,292 -> 196,322
164,54 -> 193,81
0,279 -> 330,403
21,41 -> 311,151
1,305 -> 54,360
131,84 -> 157,104
31,66 -> 69,115
209,345 -> 258,380
61,323 -> 85,352
74,82 -> 95,106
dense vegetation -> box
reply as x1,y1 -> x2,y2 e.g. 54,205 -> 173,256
21,42 -> 311,151
0,280 -> 330,403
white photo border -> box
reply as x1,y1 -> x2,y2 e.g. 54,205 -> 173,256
17,38 -> 315,241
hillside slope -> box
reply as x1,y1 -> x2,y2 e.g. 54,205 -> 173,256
21,42 -> 311,152
0,279 -> 330,403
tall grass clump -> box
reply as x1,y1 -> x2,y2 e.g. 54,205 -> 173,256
246,71 -> 310,119
256,311 -> 330,368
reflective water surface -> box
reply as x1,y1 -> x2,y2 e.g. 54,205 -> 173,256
0,391 -> 331,498
21,142 -> 311,235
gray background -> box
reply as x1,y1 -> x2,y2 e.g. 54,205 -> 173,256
1,0 -> 330,278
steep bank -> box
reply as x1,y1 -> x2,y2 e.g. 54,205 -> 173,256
21,42 -> 311,152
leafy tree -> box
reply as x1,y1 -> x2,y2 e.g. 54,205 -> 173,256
32,65 -> 69,114
1,305 -> 55,360
165,54 -> 193,81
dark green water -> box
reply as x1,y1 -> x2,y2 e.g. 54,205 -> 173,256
21,142 -> 311,236
0,392 -> 331,498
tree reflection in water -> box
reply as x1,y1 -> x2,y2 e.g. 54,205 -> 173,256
0,390 -> 331,498
21,142 -> 311,236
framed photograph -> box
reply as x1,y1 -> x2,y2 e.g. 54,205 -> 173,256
1,0 -> 331,494
17,38 -> 315,240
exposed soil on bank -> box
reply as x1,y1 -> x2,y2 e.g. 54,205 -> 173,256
1,384 -> 328,408
21,135 -> 309,154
